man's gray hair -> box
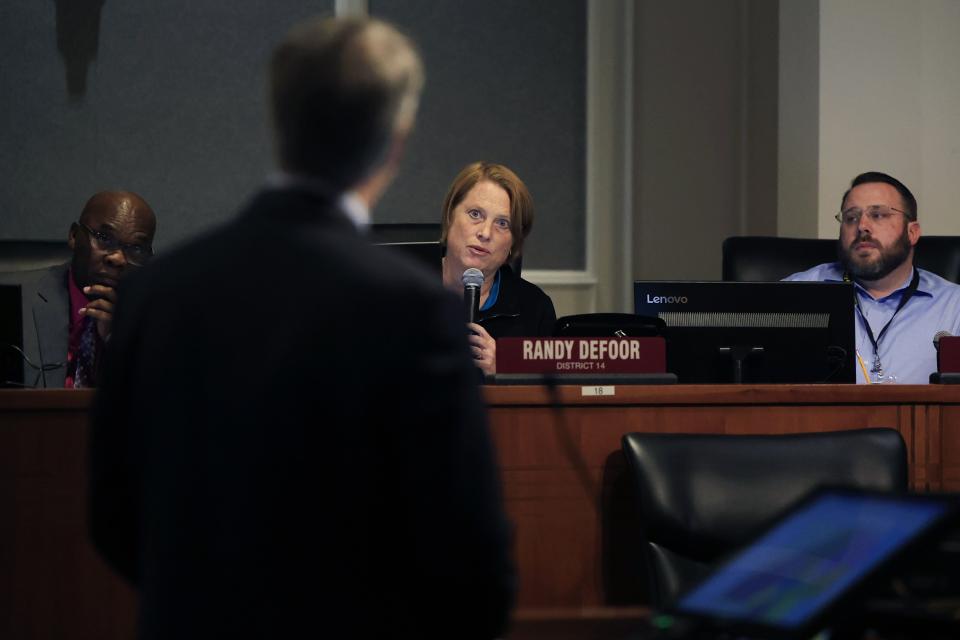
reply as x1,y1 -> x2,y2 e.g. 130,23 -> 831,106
270,16 -> 424,190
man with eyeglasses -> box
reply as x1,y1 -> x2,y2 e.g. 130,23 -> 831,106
785,171 -> 960,383
5,191 -> 156,388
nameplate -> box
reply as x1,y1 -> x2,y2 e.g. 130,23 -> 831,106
939,336 -> 960,373
497,337 -> 666,374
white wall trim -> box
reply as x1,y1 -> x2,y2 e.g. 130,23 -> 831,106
620,0 -> 636,311
334,0 -> 368,17
583,2 -> 598,292
737,0 -> 750,235
522,269 -> 598,287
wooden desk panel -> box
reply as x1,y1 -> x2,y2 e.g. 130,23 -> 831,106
939,405 -> 960,488
0,390 -> 135,640
482,383 -> 960,609
2,385 -> 959,635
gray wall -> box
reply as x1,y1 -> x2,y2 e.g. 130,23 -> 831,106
17,1 -> 956,303
371,0 -> 587,270
632,0 -> 779,281
1,1 -> 587,270
1,1 -> 330,248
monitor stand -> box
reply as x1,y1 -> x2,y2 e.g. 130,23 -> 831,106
718,345 -> 764,384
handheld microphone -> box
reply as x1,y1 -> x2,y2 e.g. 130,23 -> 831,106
462,268 -> 484,324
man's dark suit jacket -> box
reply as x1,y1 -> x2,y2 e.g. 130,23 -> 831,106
89,188 -> 515,639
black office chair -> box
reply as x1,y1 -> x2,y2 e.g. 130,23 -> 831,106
722,236 -> 835,281
915,236 -> 960,283
722,235 -> 960,283
368,222 -> 440,245
620,428 -> 908,607
554,313 -> 664,337
369,222 -> 523,276
0,240 -> 71,273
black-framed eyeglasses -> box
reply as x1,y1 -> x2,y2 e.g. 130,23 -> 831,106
834,205 -> 909,227
76,221 -> 153,265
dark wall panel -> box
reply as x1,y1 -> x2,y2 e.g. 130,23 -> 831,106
0,1 -> 332,250
371,0 -> 587,270
1,1 -> 585,270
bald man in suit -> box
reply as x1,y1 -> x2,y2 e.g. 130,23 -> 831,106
1,191 -> 155,388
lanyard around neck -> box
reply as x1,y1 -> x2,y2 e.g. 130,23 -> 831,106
850,268 -> 920,374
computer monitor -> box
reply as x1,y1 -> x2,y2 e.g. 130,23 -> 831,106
634,281 -> 855,383
0,284 -> 24,388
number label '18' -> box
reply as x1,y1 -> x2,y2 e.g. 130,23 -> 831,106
581,386 -> 614,397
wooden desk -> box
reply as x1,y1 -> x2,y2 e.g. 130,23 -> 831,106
0,390 -> 135,640
2,385 -> 959,637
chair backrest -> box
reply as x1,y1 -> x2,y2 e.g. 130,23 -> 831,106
914,236 -> 960,283
553,313 -> 664,337
368,222 -> 522,276
722,235 -> 960,283
722,236 -> 834,281
0,240 -> 71,273
368,222 -> 440,245
620,428 -> 908,606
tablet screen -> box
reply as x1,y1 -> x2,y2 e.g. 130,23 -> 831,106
675,492 -> 950,630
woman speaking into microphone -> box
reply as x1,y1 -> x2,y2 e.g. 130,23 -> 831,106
440,161 -> 557,375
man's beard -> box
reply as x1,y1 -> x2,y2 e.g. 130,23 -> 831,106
838,226 -> 912,281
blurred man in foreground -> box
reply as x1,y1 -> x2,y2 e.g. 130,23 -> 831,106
89,16 -> 514,639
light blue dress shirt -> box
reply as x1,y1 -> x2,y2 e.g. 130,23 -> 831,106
785,263 -> 960,384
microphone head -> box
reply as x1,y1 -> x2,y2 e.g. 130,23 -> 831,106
934,330 -> 953,350
461,268 -> 484,288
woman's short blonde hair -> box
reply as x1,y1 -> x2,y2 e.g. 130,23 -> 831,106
440,161 -> 534,258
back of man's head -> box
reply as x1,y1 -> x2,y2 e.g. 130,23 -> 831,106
270,16 -> 424,192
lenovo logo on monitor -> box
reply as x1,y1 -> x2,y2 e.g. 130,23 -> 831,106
644,294 -> 689,304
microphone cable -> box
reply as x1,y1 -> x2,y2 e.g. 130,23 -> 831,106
543,373 -> 602,517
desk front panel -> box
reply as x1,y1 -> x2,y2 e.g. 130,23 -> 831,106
483,384 -> 960,609
0,390 -> 135,640
2,385 -> 958,630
